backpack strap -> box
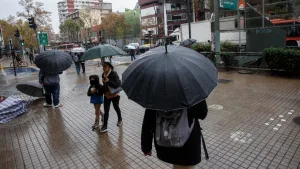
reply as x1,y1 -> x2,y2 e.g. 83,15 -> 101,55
200,127 -> 209,160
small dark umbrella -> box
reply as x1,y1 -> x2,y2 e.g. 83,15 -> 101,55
180,39 -> 197,47
35,50 -> 72,73
16,81 -> 44,97
121,45 -> 218,111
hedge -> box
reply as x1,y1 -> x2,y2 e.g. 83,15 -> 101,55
264,48 -> 300,72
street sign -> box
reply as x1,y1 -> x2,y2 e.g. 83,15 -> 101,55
220,0 -> 237,10
38,33 -> 48,45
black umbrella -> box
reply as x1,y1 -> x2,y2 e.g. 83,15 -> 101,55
35,50 -> 72,73
122,45 -> 218,111
180,39 -> 197,47
16,81 -> 44,97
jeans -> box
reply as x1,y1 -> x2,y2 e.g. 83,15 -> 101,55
103,95 -> 122,127
44,84 -> 60,106
75,62 -> 81,74
131,55 -> 136,61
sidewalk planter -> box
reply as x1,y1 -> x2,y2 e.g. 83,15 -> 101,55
264,48 -> 300,73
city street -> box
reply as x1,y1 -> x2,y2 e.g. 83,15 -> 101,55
0,60 -> 300,169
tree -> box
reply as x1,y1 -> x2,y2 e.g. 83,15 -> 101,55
60,19 -> 81,42
102,13 -> 130,43
15,19 -> 37,49
17,0 -> 51,27
125,8 -> 141,40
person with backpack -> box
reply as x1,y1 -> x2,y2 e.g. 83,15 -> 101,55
72,53 -> 81,74
87,75 -> 104,129
141,100 -> 209,169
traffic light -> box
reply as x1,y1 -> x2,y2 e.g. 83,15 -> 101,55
14,29 -> 20,37
28,17 -> 37,30
99,30 -> 102,37
21,40 -> 24,46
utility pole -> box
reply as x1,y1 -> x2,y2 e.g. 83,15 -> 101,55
262,0 -> 265,28
186,0 -> 192,39
163,0 -> 168,37
214,0 -> 221,66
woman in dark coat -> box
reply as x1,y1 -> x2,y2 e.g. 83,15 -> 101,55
141,100 -> 208,169
100,62 -> 122,133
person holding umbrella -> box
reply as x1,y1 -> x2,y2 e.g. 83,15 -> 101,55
101,62 -> 122,133
35,50 -> 72,108
73,53 -> 81,74
122,45 -> 217,168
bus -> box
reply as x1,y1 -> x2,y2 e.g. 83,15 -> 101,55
58,43 -> 80,52
270,19 -> 300,47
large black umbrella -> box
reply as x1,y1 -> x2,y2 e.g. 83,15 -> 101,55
180,39 -> 197,47
122,45 -> 218,111
16,81 -> 44,97
35,50 -> 72,73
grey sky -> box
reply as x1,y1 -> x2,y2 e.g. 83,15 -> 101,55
0,0 -> 138,33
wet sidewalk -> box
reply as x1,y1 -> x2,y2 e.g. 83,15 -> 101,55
0,64 -> 300,169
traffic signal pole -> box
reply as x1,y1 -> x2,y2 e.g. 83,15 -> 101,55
214,0 -> 221,66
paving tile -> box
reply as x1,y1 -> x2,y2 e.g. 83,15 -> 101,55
0,64 -> 300,169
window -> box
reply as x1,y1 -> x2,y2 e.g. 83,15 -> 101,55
168,26 -> 173,31
167,14 -> 172,21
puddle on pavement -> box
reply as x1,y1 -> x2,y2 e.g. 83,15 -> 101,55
230,131 -> 253,144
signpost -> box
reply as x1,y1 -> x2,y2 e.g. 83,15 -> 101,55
38,33 -> 49,45
220,0 -> 237,10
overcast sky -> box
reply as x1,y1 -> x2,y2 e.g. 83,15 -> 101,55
0,0 -> 138,33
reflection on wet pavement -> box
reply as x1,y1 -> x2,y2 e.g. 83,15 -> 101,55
0,63 -> 300,169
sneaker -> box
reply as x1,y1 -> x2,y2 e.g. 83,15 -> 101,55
43,103 -> 52,107
100,126 -> 107,133
117,120 -> 123,127
54,103 -> 62,108
92,120 -> 99,129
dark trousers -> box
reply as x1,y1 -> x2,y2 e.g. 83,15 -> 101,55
44,84 -> 60,106
80,62 -> 85,73
131,54 -> 136,61
103,95 -> 122,127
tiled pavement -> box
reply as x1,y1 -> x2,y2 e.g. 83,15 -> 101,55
0,63 -> 300,169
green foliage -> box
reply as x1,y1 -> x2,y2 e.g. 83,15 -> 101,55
124,8 -> 140,37
264,48 -> 300,72
191,42 -> 211,52
221,41 -> 237,52
60,19 -> 81,42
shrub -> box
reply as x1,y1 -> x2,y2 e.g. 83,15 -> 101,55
221,41 -> 237,52
264,48 -> 300,72
191,42 -> 211,52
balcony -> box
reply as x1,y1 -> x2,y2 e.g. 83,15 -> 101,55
166,9 -> 187,14
167,19 -> 187,26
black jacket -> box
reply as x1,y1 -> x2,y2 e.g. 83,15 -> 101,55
141,100 -> 208,166
87,75 -> 104,96
102,71 -> 121,93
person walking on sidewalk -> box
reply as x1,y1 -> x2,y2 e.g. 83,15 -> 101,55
79,53 -> 86,73
72,53 -> 81,74
29,51 -> 34,65
87,75 -> 104,129
141,100 -> 209,169
100,62 -> 122,133
39,71 -> 62,108
129,49 -> 136,61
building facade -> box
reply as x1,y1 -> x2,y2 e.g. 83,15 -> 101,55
57,0 -> 102,24
139,0 -> 209,43
65,2 -> 112,43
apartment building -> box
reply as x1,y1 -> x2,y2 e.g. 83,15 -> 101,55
139,0 -> 209,41
57,0 -> 102,24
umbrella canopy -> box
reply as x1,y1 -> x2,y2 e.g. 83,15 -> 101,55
180,39 -> 197,47
71,47 -> 86,53
83,44 -> 126,61
122,45 -> 218,111
16,81 -> 44,97
35,50 -> 72,73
